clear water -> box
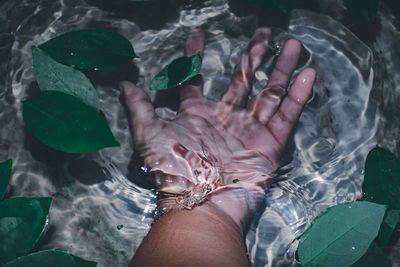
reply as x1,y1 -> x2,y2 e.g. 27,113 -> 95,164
1,0 -> 400,266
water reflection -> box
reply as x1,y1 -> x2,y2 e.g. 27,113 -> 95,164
1,0 -> 399,266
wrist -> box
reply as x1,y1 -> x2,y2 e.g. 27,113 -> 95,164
156,184 -> 266,233
192,201 -> 245,236
207,184 -> 266,232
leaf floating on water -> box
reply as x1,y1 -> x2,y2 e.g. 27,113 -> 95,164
0,197 -> 52,265
351,242 -> 392,267
23,91 -> 119,154
250,0 -> 294,14
363,147 -> 400,207
38,29 -> 136,70
298,201 -> 386,267
0,159 -> 12,200
2,249 -> 97,267
363,147 -> 400,246
344,0 -> 379,24
32,46 -> 100,111
150,53 -> 202,91
377,209 -> 400,246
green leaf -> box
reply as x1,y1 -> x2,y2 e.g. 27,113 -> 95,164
298,201 -> 386,267
377,209 -> 400,246
0,197 -> 52,265
364,147 -> 400,207
344,0 -> 379,23
250,0 -> 294,14
0,159 -> 12,200
363,147 -> 400,246
150,53 -> 202,91
32,46 -> 100,111
2,249 -> 97,267
351,242 -> 392,267
23,91 -> 119,154
38,29 -> 136,70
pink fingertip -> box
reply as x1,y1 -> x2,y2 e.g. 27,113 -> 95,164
119,81 -> 133,95
186,28 -> 205,56
248,28 -> 271,52
293,68 -> 316,103
254,27 -> 271,38
299,68 -> 317,86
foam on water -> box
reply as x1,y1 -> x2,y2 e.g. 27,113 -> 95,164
1,0 -> 399,266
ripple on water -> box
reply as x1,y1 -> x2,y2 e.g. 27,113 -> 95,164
245,9 -> 380,266
1,0 -> 397,266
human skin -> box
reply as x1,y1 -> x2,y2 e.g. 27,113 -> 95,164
121,28 -> 316,267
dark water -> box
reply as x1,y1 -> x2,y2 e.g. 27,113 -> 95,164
1,0 -> 400,266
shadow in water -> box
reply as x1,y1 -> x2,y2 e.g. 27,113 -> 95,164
126,152 -> 155,190
68,159 -> 109,185
23,130 -> 75,187
86,0 -> 187,30
83,62 -> 140,89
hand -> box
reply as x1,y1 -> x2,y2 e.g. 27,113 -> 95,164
120,28 -> 316,230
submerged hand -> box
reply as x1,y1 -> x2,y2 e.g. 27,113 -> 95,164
120,28 -> 316,230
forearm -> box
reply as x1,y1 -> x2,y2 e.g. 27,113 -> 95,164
122,24 -> 315,267
130,202 -> 250,267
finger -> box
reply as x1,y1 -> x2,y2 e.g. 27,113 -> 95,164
179,75 -> 203,103
120,81 -> 156,141
268,39 -> 301,88
181,28 -> 205,102
185,28 -> 205,57
266,68 -> 316,149
248,39 -> 301,124
221,27 -> 271,107
249,84 -> 286,124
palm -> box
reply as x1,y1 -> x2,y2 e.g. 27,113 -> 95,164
178,96 -> 281,170
121,28 -> 315,220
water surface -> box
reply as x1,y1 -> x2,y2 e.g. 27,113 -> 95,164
1,0 -> 400,266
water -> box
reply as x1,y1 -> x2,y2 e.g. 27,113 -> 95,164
1,0 -> 399,266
